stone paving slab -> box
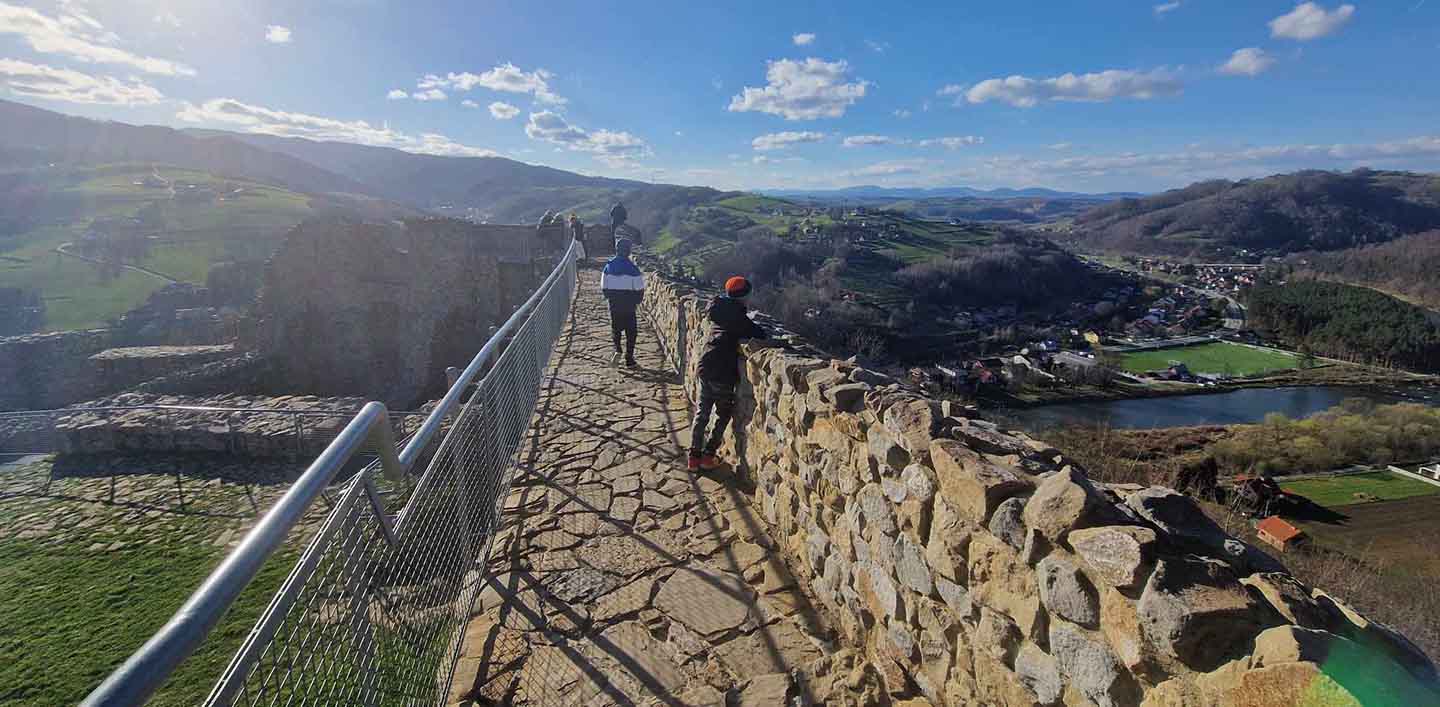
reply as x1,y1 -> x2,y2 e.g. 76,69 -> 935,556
450,267 -> 835,706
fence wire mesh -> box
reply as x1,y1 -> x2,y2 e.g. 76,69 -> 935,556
205,250 -> 576,706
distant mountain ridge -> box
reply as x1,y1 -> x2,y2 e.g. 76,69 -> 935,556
183,129 -> 654,208
1073,169 -> 1440,256
0,99 -> 370,197
0,99 -> 725,228
763,185 -> 1142,201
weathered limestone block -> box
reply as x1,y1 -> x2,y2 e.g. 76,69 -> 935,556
987,496 -> 1028,550
1015,643 -> 1063,706
931,439 -> 1034,525
968,532 -> 1044,640
884,398 -> 940,460
1138,556 -> 1272,672
924,497 -> 971,583
867,424 -> 910,475
1100,587 -> 1149,677
1022,465 -> 1113,546
828,382 -> 870,413
1069,525 -> 1158,591
1037,555 -> 1100,628
1240,573 -> 1340,631
971,652 -> 1038,707
1049,622 -> 1137,707
894,534 -> 933,595
977,607 -> 1023,665
1126,486 -> 1282,575
950,419 -> 1033,457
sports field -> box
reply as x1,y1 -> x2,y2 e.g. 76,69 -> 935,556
1279,471 -> 1440,508
1121,342 -> 1297,377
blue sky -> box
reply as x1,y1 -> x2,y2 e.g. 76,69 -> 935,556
0,0 -> 1437,192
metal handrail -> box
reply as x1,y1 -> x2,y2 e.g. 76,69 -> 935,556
0,405 -> 414,416
80,240 -> 577,706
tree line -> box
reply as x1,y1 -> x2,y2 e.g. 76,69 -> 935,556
1244,280 -> 1440,371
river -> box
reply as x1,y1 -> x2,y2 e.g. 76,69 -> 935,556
1006,385 -> 1439,431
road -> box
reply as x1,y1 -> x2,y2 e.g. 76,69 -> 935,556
53,243 -> 182,284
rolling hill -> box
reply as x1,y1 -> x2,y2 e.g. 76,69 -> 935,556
1072,169 -> 1440,256
0,100 -> 368,197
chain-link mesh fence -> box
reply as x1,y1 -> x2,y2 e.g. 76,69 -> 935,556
201,249 -> 577,706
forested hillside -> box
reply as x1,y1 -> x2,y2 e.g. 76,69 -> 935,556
1074,169 -> 1440,256
1245,281 -> 1440,371
1289,230 -> 1440,309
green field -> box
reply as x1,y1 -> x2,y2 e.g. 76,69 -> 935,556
1280,471 -> 1440,508
0,165 -> 314,331
1120,342 -> 1298,377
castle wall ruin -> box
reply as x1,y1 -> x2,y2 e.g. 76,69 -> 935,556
256,219 -> 545,408
642,272 -> 1440,706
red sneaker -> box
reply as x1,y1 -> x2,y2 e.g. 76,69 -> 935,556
687,455 -> 703,471
699,455 -> 720,470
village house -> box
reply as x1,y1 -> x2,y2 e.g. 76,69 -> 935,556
1256,516 -> 1307,553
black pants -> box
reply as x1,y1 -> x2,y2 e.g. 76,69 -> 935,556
689,379 -> 737,456
610,306 -> 637,359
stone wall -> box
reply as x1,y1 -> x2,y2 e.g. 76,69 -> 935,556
50,394 -> 373,457
90,345 -> 238,391
0,329 -> 112,411
129,352 -> 269,396
641,272 -> 1440,706
256,219 -> 543,408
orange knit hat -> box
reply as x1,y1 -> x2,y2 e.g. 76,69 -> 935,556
725,276 -> 752,298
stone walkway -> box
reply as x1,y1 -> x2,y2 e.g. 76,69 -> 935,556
450,268 -> 836,706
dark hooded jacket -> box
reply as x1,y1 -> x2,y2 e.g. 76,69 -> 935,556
697,295 -> 767,385
610,203 -> 628,226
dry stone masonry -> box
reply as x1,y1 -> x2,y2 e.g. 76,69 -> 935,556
640,270 -> 1440,706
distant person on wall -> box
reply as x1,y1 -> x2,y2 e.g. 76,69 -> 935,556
601,238 -> 644,367
688,276 -> 767,471
610,201 -> 628,241
568,213 -> 586,261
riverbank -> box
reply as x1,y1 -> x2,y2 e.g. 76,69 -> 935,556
991,361 -> 1438,409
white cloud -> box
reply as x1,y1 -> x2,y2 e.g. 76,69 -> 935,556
728,57 -> 869,120
919,136 -> 985,149
0,2 -> 195,76
153,11 -> 181,28
1219,48 -> 1276,77
461,99 -> 478,108
1269,2 -> 1355,41
412,88 -> 446,101
386,89 -> 408,100
893,108 -> 911,118
488,101 -> 519,119
967,136 -> 1440,188
264,25 -> 292,44
865,39 -> 890,53
1154,2 -> 1182,15
1048,142 -> 1073,151
752,130 -> 827,151
843,134 -> 900,147
420,63 -> 564,104
964,67 -> 1181,108
0,58 -> 163,105
792,32 -> 815,46
524,110 -> 650,164
175,97 -> 498,157
842,160 -> 927,178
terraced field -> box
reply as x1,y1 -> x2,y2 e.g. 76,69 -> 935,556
0,165 -> 315,330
